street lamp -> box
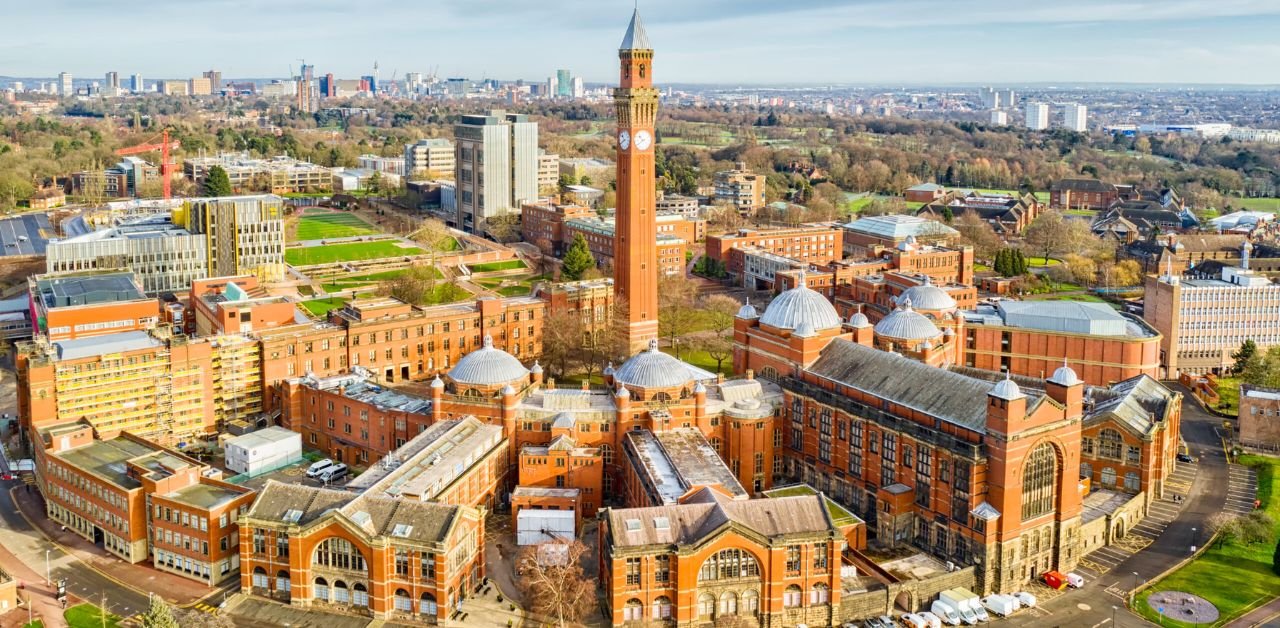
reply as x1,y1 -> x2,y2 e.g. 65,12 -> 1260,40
1191,527 -> 1198,549
1132,571 -> 1140,593
1113,605 -> 1118,627
45,549 -> 50,586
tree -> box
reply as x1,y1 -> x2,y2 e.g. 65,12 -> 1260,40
139,595 -> 181,628
1022,211 -> 1081,263
202,165 -> 233,197
539,309 -> 582,380
941,206 -> 954,223
560,233 -> 595,281
557,173 -> 575,198
1233,340 -> 1259,375
951,212 -> 1002,259
367,170 -> 383,197
1243,346 -> 1280,389
657,272 -> 701,357
516,540 -> 596,627
485,213 -> 521,243
1272,538 -> 1280,576
1239,511 -> 1274,545
702,294 -> 740,337
174,609 -> 236,628
1206,512 -> 1241,548
379,265 -> 437,305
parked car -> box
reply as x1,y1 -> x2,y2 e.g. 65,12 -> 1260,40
318,463 -> 349,483
305,458 -> 335,478
918,611 -> 944,628
1177,452 -> 1193,463
900,614 -> 929,628
1012,592 -> 1037,608
1066,572 -> 1085,588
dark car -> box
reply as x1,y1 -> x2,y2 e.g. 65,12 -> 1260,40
1177,452 -> 1193,463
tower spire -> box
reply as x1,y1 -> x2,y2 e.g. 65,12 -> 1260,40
620,7 -> 651,50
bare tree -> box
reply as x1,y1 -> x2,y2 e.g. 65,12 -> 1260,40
702,294 -> 740,337
516,540 -> 597,627
694,331 -> 735,374
658,273 -> 701,358
951,211 -> 1002,259
540,309 -> 583,381
485,213 -> 522,243
1205,512 -> 1240,547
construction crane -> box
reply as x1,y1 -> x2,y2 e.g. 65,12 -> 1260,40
115,129 -> 180,200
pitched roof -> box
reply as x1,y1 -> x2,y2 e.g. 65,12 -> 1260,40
247,480 -> 353,526
338,495 -> 457,544
620,9 -> 651,50
1085,374 -> 1176,437
1052,178 -> 1115,193
805,339 -> 1020,433
606,488 -> 833,548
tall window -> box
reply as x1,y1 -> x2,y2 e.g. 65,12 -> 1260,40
698,548 -> 760,581
655,555 -> 670,583
1098,429 -> 1123,460
783,585 -> 803,608
625,557 -> 641,585
698,593 -> 716,617
719,592 -> 738,615
313,538 -> 367,572
1021,442 -> 1058,521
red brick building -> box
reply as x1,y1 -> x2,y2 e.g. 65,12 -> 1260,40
708,224 -> 844,279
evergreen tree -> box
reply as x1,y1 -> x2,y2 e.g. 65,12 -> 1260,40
1233,340 -> 1259,375
560,234 -> 595,281
140,595 -> 181,628
1273,538 -> 1280,576
1014,249 -> 1028,275
994,249 -> 1007,276
941,206 -> 954,223
202,165 -> 233,197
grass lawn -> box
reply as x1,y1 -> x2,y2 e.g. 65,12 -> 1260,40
292,211 -> 378,241
1228,197 -> 1280,213
468,259 -> 527,273
765,485 -> 862,527
497,285 -> 531,297
285,240 -> 425,265
301,298 -> 348,317
1136,454 -> 1280,627
1031,293 -> 1109,304
1215,376 -> 1242,417
64,604 -> 122,628
1027,256 -> 1061,267
974,263 -> 992,272
23,621 -> 44,628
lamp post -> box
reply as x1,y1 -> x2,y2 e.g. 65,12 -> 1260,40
45,549 -> 50,586
1132,571 -> 1140,594
1191,527 -> 1198,549
1113,605 -> 1118,627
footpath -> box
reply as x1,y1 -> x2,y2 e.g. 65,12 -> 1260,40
11,486 -> 230,607
0,538 -> 68,628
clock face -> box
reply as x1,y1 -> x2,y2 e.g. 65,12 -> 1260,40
618,130 -> 630,151
634,130 -> 652,151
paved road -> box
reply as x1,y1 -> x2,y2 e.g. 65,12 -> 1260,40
1004,384 -> 1229,627
0,212 -> 51,256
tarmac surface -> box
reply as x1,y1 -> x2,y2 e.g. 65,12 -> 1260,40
0,213 -> 51,256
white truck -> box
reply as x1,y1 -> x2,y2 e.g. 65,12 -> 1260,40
929,599 -> 963,625
949,588 -> 990,623
938,590 -> 979,625
980,594 -> 1020,617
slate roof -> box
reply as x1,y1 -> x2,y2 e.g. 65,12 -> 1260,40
607,487 -> 833,548
338,495 -> 458,544
1052,178 -> 1116,192
620,9 -> 651,50
1085,374 -> 1175,437
247,480 -> 354,526
805,340 -> 1025,433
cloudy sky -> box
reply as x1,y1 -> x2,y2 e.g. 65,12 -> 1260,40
6,0 -> 1280,85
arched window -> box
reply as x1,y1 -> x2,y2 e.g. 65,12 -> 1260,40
313,537 -> 367,572
251,566 -> 269,589
623,598 -> 644,621
352,583 -> 369,608
639,64 -> 646,79
742,589 -> 760,613
760,366 -> 779,381
420,592 -> 438,617
1080,462 -> 1093,480
276,570 -> 291,594
653,392 -> 672,402
462,388 -> 482,398
1098,429 -> 1123,460
783,584 -> 803,608
698,548 -> 761,581
698,593 -> 716,617
653,596 -> 673,619
1124,471 -> 1140,492
332,580 -> 350,604
1021,441 -> 1058,521
720,591 -> 738,615
314,577 -> 329,602
394,589 -> 412,612
811,583 -> 830,604
1101,467 -> 1117,487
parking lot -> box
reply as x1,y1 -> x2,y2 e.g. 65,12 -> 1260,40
0,212 -> 51,256
233,458 -> 354,492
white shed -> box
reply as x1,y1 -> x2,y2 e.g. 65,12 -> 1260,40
224,427 -> 302,476
516,509 -> 576,546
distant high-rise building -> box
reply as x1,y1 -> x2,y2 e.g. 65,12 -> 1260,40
571,76 -> 584,99
556,69 -> 572,98
990,111 -> 1008,126
296,65 -> 315,112
1025,102 -> 1050,130
130,74 -> 144,92
453,111 -> 539,235
12,81 -> 22,93
203,70 -> 222,93
979,86 -> 1017,109
404,138 -> 456,179
190,77 -> 213,96
58,72 -> 73,97
104,71 -> 119,90
1001,89 -> 1017,108
1062,103 -> 1088,132
361,75 -> 377,94
546,75 -> 557,98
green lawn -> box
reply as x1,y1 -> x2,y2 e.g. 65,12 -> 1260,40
765,484 -> 861,527
64,604 -> 122,628
1215,376 -> 1242,416
1027,256 -> 1061,267
468,259 -> 527,273
23,621 -> 44,628
974,263 -> 993,272
497,285 -> 531,297
293,211 -> 378,241
1228,197 -> 1280,213
659,346 -> 728,375
1136,455 -> 1280,627
1031,293 -> 1109,303
301,298 -> 348,317
285,240 -> 425,265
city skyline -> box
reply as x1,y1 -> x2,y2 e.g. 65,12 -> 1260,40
6,0 -> 1280,85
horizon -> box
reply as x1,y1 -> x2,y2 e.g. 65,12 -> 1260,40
6,0 -> 1280,85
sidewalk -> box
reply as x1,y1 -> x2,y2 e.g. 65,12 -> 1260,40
1227,598 -> 1280,628
12,486 -> 224,607
0,538 -> 69,628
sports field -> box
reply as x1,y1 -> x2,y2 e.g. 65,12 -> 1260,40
292,210 -> 378,241
286,240 -> 425,266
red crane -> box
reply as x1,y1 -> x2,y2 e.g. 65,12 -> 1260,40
115,129 -> 180,200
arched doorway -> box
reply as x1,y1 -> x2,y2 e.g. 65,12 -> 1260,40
895,590 -> 913,611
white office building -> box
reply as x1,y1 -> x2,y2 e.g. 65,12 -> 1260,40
454,111 -> 539,235
990,111 -> 1008,126
1062,103 -> 1088,132
1025,103 -> 1050,130
404,138 -> 456,179
58,72 -> 73,97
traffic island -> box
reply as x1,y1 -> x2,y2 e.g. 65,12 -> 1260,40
1147,591 -> 1219,624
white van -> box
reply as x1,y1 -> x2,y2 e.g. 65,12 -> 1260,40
981,594 -> 1019,617
318,463 -> 349,483
306,458 -> 334,478
938,591 -> 978,625
930,599 -> 963,626
1066,573 -> 1085,588
918,611 -> 944,628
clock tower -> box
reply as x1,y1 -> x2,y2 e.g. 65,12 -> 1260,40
614,8 -> 659,352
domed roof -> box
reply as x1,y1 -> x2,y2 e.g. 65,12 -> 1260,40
794,320 -> 817,338
897,278 -> 956,312
737,298 -> 759,319
874,299 -> 942,342
613,340 -> 699,389
848,312 -> 871,328
990,375 -> 1025,400
447,335 -> 530,387
1049,362 -> 1081,387
758,271 -> 842,331
897,235 -> 919,252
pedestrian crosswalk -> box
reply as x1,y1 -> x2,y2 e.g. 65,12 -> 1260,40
192,602 -> 219,613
